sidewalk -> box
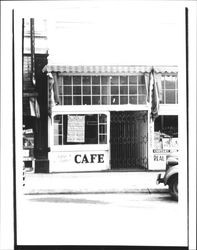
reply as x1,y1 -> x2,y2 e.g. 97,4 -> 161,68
23,171 -> 168,195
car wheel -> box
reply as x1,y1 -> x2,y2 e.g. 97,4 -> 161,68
169,176 -> 178,201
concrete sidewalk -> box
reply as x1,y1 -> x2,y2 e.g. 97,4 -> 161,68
23,170 -> 168,195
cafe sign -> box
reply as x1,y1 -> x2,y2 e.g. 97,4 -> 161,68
49,150 -> 109,172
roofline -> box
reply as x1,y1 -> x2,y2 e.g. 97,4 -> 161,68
42,65 -> 178,74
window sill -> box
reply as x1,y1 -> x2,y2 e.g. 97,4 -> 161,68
50,144 -> 109,152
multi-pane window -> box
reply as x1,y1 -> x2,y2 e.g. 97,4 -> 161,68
160,75 -> 178,104
58,75 -> 147,105
129,75 -> 146,104
53,114 -> 107,145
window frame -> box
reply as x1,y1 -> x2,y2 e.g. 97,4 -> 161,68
57,74 -> 147,106
160,74 -> 178,104
51,111 -> 110,150
153,115 -> 179,151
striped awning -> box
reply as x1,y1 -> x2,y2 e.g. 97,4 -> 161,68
42,65 -> 178,74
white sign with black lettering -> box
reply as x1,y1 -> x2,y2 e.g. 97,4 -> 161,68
49,150 -> 109,172
67,115 -> 85,143
153,154 -> 166,169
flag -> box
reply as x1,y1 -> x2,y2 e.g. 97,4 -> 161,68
48,73 -> 54,117
52,73 -> 60,105
148,68 -> 160,121
47,73 -> 60,117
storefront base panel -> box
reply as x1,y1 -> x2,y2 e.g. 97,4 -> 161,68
49,151 -> 109,172
148,149 -> 179,171
148,163 -> 166,171
49,164 -> 110,173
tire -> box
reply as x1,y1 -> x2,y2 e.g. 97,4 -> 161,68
168,176 -> 178,201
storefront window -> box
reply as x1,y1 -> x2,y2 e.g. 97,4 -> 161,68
154,115 -> 178,151
53,114 -> 107,145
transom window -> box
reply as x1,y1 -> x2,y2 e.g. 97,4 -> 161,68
160,75 -> 178,104
54,114 -> 107,145
58,75 -> 147,105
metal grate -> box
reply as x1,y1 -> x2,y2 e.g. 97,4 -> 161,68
110,111 -> 148,169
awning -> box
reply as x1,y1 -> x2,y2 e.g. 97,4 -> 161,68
42,65 -> 178,75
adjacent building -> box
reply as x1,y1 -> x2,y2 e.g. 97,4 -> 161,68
23,18 -> 49,172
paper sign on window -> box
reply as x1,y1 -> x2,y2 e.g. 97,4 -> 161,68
67,115 -> 85,143
162,138 -> 179,150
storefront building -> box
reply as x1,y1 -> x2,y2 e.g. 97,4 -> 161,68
42,65 -> 179,172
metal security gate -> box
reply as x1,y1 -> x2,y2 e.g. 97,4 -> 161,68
110,111 -> 148,169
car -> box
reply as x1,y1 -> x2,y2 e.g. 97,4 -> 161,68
157,155 -> 178,201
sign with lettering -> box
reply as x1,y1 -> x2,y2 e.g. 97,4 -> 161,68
49,150 -> 109,172
23,129 -> 33,134
153,154 -> 166,169
74,154 -> 104,164
154,155 -> 165,162
67,115 -> 85,143
153,149 -> 178,153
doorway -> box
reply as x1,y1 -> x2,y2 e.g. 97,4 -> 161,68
110,111 -> 148,169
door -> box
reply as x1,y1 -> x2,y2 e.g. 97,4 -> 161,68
110,111 -> 148,169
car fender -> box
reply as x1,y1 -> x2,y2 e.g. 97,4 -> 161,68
164,164 -> 179,185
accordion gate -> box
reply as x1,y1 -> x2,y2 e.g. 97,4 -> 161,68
110,111 -> 148,169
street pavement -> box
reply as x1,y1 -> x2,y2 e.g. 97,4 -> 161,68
23,170 -> 168,195
17,171 -> 188,247
18,186 -> 186,246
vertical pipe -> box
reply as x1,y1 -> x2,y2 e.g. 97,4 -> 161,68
81,76 -> 83,105
30,18 -> 36,85
22,18 -> 24,92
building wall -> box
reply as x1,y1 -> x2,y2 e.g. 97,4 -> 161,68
46,68 -> 179,172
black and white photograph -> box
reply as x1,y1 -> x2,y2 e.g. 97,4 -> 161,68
0,1 -> 196,250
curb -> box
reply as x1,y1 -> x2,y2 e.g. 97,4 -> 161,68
24,188 -> 169,195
